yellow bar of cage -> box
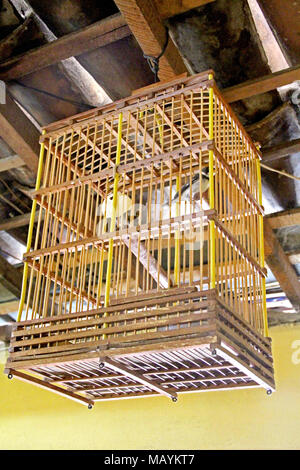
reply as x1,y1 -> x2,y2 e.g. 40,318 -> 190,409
208,73 -> 216,290
256,158 -> 269,337
174,176 -> 180,286
154,111 -> 180,286
17,130 -> 46,322
102,113 -> 123,336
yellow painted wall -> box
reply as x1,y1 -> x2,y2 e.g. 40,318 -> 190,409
1,324 -> 300,450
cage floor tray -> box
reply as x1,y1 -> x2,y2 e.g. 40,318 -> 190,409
6,289 -> 275,407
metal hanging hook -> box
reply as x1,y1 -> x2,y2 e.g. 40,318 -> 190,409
143,26 -> 169,83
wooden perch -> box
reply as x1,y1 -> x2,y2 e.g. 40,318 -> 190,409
122,235 -> 171,289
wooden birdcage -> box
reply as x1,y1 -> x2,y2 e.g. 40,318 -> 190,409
5,72 -> 275,407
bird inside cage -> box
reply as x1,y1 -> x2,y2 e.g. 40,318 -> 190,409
96,167 -> 210,234
164,167 -> 210,217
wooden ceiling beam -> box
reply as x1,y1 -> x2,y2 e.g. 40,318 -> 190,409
265,208 -> 300,230
289,251 -> 300,266
223,65 -> 300,103
0,301 -> 19,316
0,324 -> 13,342
0,13 -> 130,82
0,154 -> 24,172
257,0 -> 300,66
155,0 -> 215,19
0,255 -> 23,298
114,0 -> 187,81
261,139 -> 300,163
264,219 -> 300,312
0,93 -> 39,172
0,211 -> 42,231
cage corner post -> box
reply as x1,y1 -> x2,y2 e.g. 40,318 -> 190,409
17,129 -> 47,322
208,73 -> 216,292
102,111 -> 123,339
256,157 -> 269,338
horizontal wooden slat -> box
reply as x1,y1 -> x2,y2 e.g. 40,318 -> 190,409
216,343 -> 275,391
24,209 -> 212,260
217,306 -> 271,357
15,287 -> 215,327
32,140 -> 212,198
9,323 -> 217,359
216,323 -> 274,380
216,297 -> 271,348
6,335 -> 216,370
13,299 -> 210,338
11,312 -> 213,348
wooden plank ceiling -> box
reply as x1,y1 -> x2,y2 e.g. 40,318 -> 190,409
0,0 -> 299,325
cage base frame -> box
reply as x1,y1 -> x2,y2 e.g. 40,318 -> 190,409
6,291 -> 275,406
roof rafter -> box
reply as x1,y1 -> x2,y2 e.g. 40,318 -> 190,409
0,93 -> 39,172
265,208 -> 300,230
155,0 -> 215,19
264,219 -> 300,312
262,139 -> 300,163
223,65 -> 300,103
114,0 -> 187,81
0,13 -> 131,81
